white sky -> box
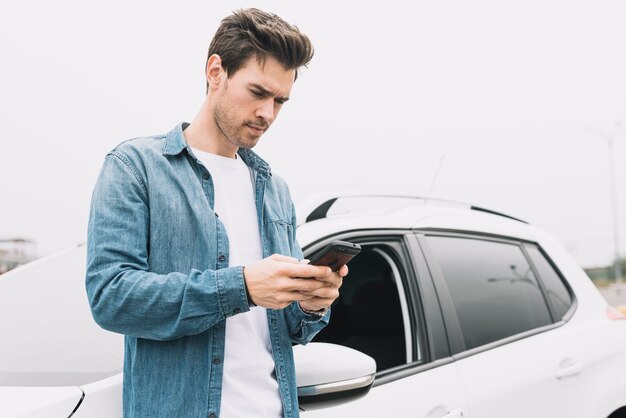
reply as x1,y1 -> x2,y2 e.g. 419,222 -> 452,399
1,0 -> 625,268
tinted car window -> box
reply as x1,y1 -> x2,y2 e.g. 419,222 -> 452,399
426,236 -> 552,350
525,244 -> 573,319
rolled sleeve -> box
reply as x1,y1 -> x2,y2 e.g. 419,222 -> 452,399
285,302 -> 330,345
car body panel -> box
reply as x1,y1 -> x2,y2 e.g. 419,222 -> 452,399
0,246 -> 123,388
453,318 -> 596,417
72,374 -> 123,418
0,386 -> 83,418
302,361 -> 470,418
296,203 -> 536,249
590,318 -> 626,418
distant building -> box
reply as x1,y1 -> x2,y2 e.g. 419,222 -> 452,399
584,258 -> 626,284
0,238 -> 37,275
585,266 -> 611,282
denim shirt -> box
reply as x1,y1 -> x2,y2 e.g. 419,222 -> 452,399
86,123 -> 329,418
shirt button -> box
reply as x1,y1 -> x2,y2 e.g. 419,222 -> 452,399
203,173 -> 210,180
233,308 -> 241,314
209,414 -> 217,418
219,255 -> 226,262
213,358 -> 221,365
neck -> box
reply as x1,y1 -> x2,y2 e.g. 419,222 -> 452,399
184,99 -> 238,159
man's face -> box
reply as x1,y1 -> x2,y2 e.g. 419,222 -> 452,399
212,56 -> 295,149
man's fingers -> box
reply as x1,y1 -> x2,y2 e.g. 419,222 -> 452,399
291,291 -> 316,302
298,287 -> 339,300
270,254 -> 300,263
338,264 -> 349,277
284,277 -> 328,292
302,271 -> 343,288
281,262 -> 331,279
245,255 -> 342,309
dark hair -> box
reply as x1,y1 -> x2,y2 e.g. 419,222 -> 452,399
206,8 -> 314,90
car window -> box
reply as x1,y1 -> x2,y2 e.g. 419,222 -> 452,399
425,236 -> 553,351
524,244 -> 573,319
312,244 -> 415,372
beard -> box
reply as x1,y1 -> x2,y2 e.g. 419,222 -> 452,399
213,97 -> 269,150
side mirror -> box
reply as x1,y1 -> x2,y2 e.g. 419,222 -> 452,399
294,343 -> 376,411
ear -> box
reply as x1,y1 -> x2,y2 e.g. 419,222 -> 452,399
206,54 -> 224,90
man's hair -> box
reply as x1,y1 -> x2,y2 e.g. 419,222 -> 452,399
206,8 -> 314,90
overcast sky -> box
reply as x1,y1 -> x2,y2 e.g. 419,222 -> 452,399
1,0 -> 625,268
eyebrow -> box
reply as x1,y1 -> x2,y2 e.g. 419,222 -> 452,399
250,83 -> 290,102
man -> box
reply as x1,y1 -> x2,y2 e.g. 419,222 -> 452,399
86,8 -> 347,418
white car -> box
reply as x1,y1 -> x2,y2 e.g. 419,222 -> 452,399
2,193 -> 626,418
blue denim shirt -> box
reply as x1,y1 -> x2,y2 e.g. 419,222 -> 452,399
86,123 -> 329,418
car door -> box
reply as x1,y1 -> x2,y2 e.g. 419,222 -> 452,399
303,233 -> 470,418
303,362 -> 468,418
418,233 -> 592,418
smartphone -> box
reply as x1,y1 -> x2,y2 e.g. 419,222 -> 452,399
307,240 -> 362,272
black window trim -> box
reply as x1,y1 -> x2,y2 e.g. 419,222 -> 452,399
404,233 -> 452,362
373,357 -> 455,387
521,242 -> 578,323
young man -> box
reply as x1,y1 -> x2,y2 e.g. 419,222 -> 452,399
86,8 -> 347,418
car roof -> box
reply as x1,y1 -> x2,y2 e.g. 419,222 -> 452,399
296,193 -> 540,247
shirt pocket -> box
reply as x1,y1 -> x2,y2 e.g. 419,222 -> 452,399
263,218 -> 295,257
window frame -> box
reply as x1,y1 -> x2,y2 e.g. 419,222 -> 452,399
302,229 -> 437,384
522,242 -> 577,323
415,229 -> 577,358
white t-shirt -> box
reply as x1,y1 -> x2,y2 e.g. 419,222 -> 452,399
191,147 -> 282,418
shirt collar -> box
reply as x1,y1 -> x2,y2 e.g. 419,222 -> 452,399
162,122 -> 189,156
237,148 -> 272,177
163,122 -> 272,177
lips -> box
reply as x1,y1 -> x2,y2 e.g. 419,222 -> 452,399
246,124 -> 267,135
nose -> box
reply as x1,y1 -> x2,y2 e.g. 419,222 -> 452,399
255,98 -> 275,124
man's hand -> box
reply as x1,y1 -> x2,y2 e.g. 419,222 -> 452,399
297,263 -> 348,313
244,254 -> 337,309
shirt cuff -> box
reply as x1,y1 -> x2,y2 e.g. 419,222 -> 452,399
215,266 -> 250,317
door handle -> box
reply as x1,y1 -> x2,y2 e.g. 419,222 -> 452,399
441,408 -> 464,418
555,361 -> 583,379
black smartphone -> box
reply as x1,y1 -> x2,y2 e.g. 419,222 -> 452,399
307,240 -> 362,272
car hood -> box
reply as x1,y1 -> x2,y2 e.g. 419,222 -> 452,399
0,386 -> 83,418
